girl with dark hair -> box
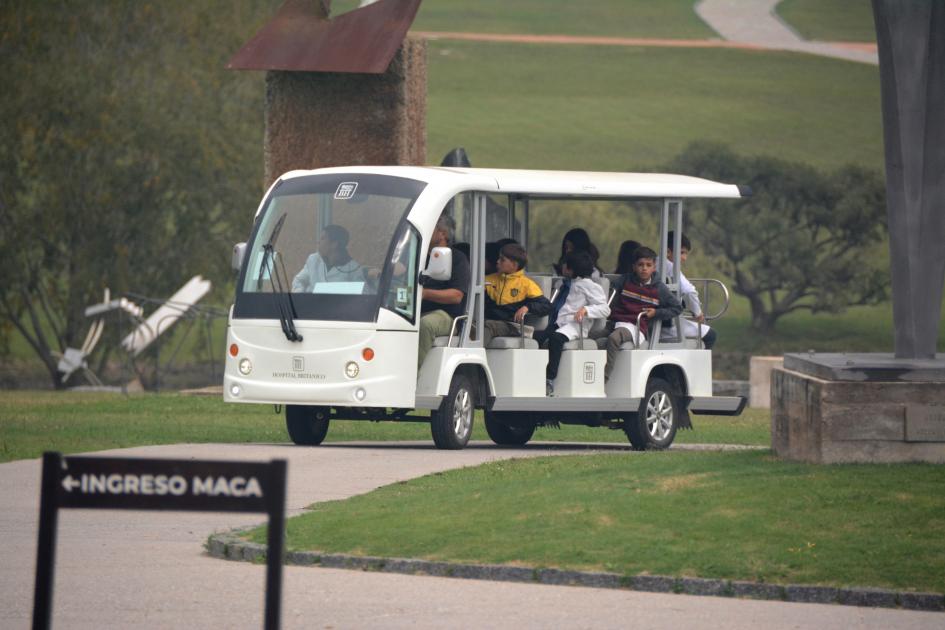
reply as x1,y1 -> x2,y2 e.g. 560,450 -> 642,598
614,239 -> 643,275
554,227 -> 601,277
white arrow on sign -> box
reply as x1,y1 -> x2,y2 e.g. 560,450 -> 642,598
61,475 -> 80,492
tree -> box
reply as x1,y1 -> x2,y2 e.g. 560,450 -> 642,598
668,142 -> 887,333
0,1 -> 269,388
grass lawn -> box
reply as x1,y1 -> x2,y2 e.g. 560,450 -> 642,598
4,393 -> 940,594
777,0 -> 876,43
713,294 -> 945,358
0,392 -> 284,463
715,299 -> 895,355
249,449 -> 945,593
0,391 -> 769,463
426,41 -> 882,173
342,0 -> 716,39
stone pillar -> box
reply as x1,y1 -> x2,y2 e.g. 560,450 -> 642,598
263,37 -> 426,187
872,0 -> 945,358
749,355 -> 783,408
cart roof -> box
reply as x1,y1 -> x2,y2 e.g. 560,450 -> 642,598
279,166 -> 750,199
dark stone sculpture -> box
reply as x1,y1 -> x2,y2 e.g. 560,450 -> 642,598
771,3 -> 945,463
872,0 -> 945,358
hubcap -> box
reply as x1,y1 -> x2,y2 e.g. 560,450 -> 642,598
452,388 -> 472,439
645,390 -> 673,440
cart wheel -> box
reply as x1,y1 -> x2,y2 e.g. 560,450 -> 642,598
431,373 -> 475,450
286,405 -> 330,445
484,411 -> 536,446
624,377 -> 678,450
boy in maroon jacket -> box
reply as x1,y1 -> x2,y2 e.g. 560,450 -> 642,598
605,246 -> 682,381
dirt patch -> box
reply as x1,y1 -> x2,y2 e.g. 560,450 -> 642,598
415,31 -> 767,51
597,514 -> 616,527
654,472 -> 713,493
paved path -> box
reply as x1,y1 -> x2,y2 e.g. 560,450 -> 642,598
696,0 -> 877,64
418,1 -> 877,65
2,442 -> 939,629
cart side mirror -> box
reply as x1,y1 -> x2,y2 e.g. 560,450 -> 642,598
423,246 -> 452,281
232,242 -> 247,271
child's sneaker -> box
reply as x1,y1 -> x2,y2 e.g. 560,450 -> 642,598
546,379 -> 554,396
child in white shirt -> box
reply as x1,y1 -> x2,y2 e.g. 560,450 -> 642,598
661,232 -> 717,349
544,251 -> 610,396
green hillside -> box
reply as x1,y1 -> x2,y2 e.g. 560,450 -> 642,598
335,0 -> 716,38
412,0 -> 713,38
777,0 -> 877,43
426,41 -> 883,172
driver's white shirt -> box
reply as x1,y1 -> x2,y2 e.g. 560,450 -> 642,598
291,253 -> 363,292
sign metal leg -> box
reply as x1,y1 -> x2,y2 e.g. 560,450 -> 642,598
32,452 -> 62,630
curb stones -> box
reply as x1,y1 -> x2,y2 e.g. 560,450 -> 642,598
206,532 -> 945,613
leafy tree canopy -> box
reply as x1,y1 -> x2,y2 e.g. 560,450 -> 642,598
0,1 -> 271,386
668,142 -> 888,333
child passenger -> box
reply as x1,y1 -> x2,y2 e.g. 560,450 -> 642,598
605,246 -> 682,381
483,243 -> 552,347
613,239 -> 642,275
543,251 -> 610,396
484,238 -> 518,275
553,227 -> 602,278
662,232 -> 717,349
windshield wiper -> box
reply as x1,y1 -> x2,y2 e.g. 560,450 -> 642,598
257,213 -> 286,290
259,214 -> 302,342
263,245 -> 303,342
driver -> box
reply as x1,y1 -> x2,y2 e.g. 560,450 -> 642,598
417,215 -> 470,368
291,224 -> 364,292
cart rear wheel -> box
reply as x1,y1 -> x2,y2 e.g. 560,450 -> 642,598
624,377 -> 678,450
484,411 -> 536,446
286,405 -> 330,445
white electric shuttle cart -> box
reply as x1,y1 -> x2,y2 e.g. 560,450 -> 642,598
224,167 -> 749,449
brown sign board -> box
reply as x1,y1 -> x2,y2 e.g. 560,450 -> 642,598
33,452 -> 287,630
57,456 -> 273,512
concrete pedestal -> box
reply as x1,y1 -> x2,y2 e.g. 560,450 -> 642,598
749,355 -> 783,408
771,353 -> 945,463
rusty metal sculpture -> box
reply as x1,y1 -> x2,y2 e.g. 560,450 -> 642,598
228,0 -> 427,184
228,0 -> 422,74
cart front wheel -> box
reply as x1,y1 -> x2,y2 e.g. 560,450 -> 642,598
286,405 -> 330,445
431,373 -> 475,449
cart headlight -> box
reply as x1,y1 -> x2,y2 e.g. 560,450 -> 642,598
354,387 -> 366,401
230,384 -> 241,397
238,358 -> 253,375
345,361 -> 360,379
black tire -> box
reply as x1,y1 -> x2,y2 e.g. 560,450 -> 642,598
430,373 -> 475,450
286,405 -> 330,445
484,411 -> 536,446
624,377 -> 678,450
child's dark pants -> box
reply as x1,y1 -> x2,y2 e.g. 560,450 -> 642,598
545,331 -> 570,380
